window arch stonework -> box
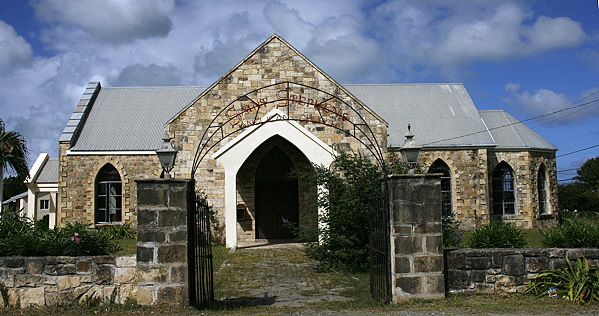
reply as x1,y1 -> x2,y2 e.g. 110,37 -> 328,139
95,163 -> 123,224
492,161 -> 516,216
537,163 -> 549,215
428,159 -> 453,217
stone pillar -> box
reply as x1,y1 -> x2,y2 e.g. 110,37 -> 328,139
388,174 -> 444,302
135,179 -> 193,305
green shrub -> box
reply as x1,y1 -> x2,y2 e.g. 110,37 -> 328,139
98,223 -> 136,240
467,221 -> 527,248
293,152 -> 383,272
443,212 -> 463,248
542,220 -> 599,248
527,257 -> 599,303
0,213 -> 120,256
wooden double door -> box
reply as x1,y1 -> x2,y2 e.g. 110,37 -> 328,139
255,147 -> 299,240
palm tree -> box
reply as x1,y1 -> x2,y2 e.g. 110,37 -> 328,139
0,118 -> 29,213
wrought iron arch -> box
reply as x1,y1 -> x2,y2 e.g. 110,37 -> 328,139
190,81 -> 388,178
187,81 -> 393,307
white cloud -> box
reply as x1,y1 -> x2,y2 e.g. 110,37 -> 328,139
504,83 -> 599,125
114,64 -> 182,86
369,1 -> 586,73
528,16 -> 585,51
0,0 -> 593,167
0,21 -> 33,73
32,0 -> 175,44
582,49 -> 599,72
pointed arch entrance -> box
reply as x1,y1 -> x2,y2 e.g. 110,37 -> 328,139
187,81 -> 391,307
213,109 -> 335,246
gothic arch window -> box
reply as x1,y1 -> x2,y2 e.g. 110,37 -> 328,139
492,162 -> 515,216
428,159 -> 452,217
538,164 -> 549,215
95,164 -> 122,223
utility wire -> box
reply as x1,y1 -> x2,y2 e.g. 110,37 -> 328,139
423,98 -> 599,146
557,167 -> 579,172
556,144 -> 599,157
558,177 -> 577,182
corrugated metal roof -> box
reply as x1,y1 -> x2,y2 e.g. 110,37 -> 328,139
479,110 -> 556,150
344,84 -> 496,148
2,191 -> 27,205
65,83 -> 555,152
36,158 -> 59,183
71,87 -> 205,151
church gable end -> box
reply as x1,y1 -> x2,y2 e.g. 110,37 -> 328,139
167,34 -> 388,178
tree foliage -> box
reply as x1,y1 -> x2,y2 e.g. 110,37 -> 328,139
1,118 -> 29,211
2,175 -> 27,201
558,181 -> 599,212
292,152 -> 383,272
0,118 -> 29,178
576,156 -> 599,193
559,156 -> 599,213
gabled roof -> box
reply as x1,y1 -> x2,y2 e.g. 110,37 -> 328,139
70,87 -> 205,151
478,110 -> 556,151
37,158 -> 59,183
61,84 -> 557,152
345,84 -> 496,148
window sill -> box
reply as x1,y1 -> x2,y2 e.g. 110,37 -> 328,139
95,222 -> 124,227
537,214 -> 553,220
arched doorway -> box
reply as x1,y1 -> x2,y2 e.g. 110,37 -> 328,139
255,147 -> 299,239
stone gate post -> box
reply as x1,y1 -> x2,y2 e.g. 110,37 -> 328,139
135,179 -> 193,305
388,174 -> 444,302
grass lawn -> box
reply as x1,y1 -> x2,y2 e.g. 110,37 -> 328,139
113,238 -> 137,256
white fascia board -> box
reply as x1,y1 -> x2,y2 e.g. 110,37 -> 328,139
66,150 -> 156,156
26,153 -> 49,184
37,184 -> 58,192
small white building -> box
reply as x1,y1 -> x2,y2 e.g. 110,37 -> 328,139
23,153 -> 58,228
1,191 -> 28,215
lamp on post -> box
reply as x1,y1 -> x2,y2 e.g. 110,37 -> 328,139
399,124 -> 422,174
156,134 -> 178,179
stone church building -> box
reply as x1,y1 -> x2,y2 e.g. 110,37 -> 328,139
57,35 -> 558,247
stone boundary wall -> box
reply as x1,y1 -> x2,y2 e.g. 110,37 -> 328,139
0,255 -> 136,308
446,248 -> 599,293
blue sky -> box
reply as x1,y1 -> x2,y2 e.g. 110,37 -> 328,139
0,0 -> 598,182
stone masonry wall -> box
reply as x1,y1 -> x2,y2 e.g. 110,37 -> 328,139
58,142 -> 162,228
419,148 -> 489,229
487,150 -> 558,229
419,149 -> 558,230
0,255 -> 136,308
446,248 -> 599,294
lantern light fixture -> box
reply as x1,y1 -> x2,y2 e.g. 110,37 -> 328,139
156,134 -> 178,179
399,124 -> 422,174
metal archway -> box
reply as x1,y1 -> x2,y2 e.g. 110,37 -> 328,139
190,81 -> 388,178
187,81 -> 392,307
